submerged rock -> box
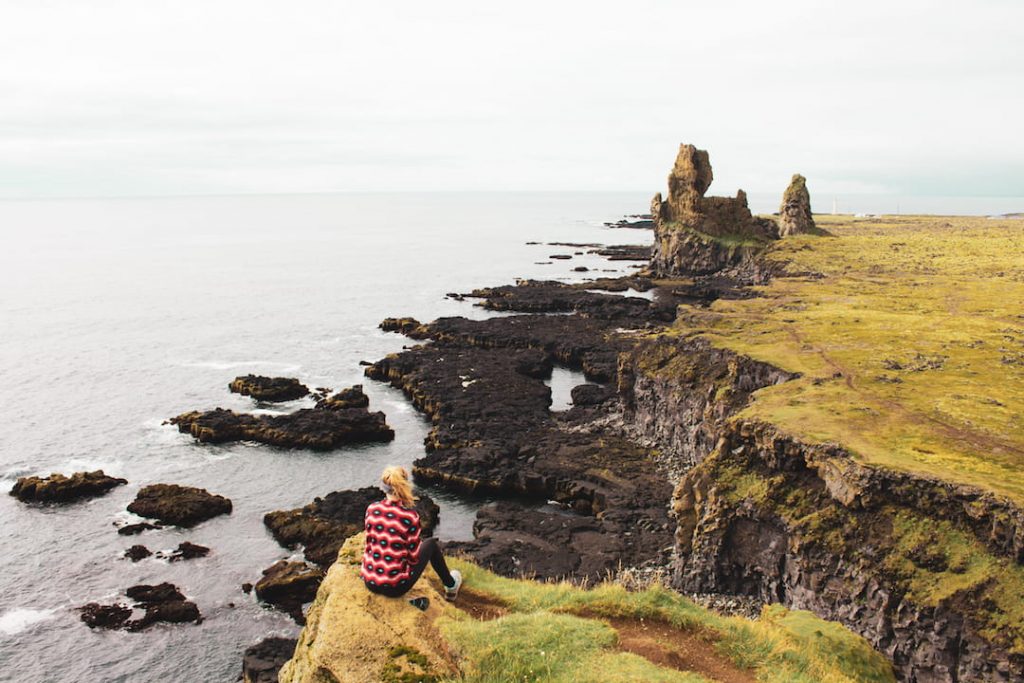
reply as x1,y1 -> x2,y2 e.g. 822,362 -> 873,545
116,522 -> 162,536
10,470 -> 127,504
127,484 -> 232,527
778,173 -> 818,237
229,375 -> 310,402
169,403 -> 394,450
242,637 -> 298,683
254,560 -> 324,624
264,486 -> 438,569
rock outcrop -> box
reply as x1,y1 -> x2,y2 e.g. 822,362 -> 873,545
777,174 -> 818,237
170,404 -> 394,450
242,637 -> 298,683
10,470 -> 127,503
229,375 -> 310,402
264,486 -> 439,569
649,144 -> 778,277
126,484 -> 232,527
78,582 -> 202,631
254,560 -> 325,624
278,535 -> 458,683
368,294 -> 676,581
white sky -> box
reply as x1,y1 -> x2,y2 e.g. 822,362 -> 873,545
1,0 -> 1021,198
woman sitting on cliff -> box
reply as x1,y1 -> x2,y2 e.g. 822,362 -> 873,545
360,465 -> 462,601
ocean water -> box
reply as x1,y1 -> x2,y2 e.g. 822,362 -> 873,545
0,191 -> 1017,682
0,192 -> 658,683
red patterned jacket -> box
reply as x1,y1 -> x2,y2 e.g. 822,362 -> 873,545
360,499 -> 422,589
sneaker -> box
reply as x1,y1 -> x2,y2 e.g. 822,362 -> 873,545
444,570 -> 463,601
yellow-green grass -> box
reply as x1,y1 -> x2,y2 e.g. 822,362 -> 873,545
670,214 -> 1024,504
438,557 -> 895,683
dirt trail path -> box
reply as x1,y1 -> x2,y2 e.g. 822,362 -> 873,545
452,593 -> 756,682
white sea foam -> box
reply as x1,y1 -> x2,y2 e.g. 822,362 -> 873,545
0,609 -> 56,636
180,360 -> 302,372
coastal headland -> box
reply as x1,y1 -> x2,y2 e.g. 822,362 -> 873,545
261,146 -> 1024,681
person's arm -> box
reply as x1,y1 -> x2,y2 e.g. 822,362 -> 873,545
404,509 -> 422,569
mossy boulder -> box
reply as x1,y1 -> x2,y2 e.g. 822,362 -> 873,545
278,534 -> 458,683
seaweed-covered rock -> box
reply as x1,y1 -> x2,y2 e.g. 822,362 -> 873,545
10,470 -> 126,504
169,404 -> 394,450
254,560 -> 324,624
264,486 -> 438,569
778,173 -> 818,237
229,375 -> 310,402
243,637 -> 298,683
127,484 -> 232,527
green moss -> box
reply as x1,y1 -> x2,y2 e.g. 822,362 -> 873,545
382,645 -> 440,683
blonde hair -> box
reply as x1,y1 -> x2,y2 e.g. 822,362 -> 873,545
381,465 -> 417,508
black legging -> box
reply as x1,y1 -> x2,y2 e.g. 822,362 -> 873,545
365,537 -> 455,598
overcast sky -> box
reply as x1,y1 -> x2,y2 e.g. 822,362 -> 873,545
1,1 -> 1021,198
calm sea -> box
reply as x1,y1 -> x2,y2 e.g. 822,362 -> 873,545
0,191 -> 1017,682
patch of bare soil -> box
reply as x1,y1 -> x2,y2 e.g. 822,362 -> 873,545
604,616 -> 757,683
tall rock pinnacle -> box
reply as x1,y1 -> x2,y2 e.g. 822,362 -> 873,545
778,174 -> 816,237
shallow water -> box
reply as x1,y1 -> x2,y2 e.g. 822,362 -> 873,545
0,192 -> 654,682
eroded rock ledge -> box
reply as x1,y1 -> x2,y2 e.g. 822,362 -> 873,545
619,332 -> 1024,682
367,282 -> 677,580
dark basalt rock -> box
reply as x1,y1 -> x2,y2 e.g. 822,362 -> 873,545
169,403 -> 394,450
10,470 -> 126,504
167,541 -> 210,562
464,280 -> 667,322
570,383 -> 614,407
242,637 -> 298,683
264,486 -> 438,569
380,317 -> 430,339
79,582 -> 201,631
254,560 -> 324,624
117,522 -> 162,536
127,484 -> 232,527
366,298 -> 675,580
587,244 -> 651,261
124,544 -> 152,562
229,375 -> 310,402
126,582 -> 186,604
79,603 -> 132,630
315,384 -> 370,410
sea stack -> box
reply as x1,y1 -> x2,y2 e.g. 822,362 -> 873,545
778,173 -> 817,236
649,144 -> 778,276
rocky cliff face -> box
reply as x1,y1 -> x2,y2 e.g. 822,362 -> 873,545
620,336 -> 1024,683
649,144 -> 778,276
777,174 -> 817,237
